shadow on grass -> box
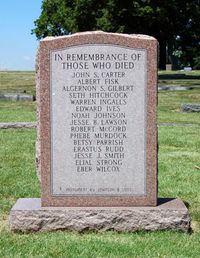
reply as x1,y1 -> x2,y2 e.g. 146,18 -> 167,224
158,74 -> 200,80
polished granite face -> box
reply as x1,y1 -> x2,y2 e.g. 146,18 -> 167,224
51,45 -> 146,197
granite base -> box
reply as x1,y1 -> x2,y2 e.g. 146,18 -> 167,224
9,198 -> 190,233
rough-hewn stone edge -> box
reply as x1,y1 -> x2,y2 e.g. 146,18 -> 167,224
9,198 -> 190,233
0,122 -> 37,129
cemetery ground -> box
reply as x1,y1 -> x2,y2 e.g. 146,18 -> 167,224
0,71 -> 200,257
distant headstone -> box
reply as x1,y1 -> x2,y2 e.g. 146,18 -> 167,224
9,31 -> 190,232
184,67 -> 192,72
158,85 -> 193,91
0,94 -> 34,101
166,64 -> 172,70
181,104 -> 200,112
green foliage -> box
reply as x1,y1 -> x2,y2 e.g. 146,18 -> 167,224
194,56 -> 200,70
32,0 -> 200,69
33,0 -> 108,38
33,0 -> 75,37
32,1 -> 200,39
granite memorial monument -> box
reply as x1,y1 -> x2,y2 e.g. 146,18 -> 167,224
9,31 -> 190,232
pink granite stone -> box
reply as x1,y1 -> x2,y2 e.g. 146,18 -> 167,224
9,198 -> 190,233
37,31 -> 158,207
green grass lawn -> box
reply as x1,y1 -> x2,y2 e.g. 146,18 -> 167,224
0,71 -> 36,122
0,71 -> 35,96
158,70 -> 200,90
0,71 -> 200,257
0,101 -> 36,122
158,89 -> 200,125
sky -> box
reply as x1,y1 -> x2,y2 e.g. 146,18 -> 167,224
0,0 -> 42,70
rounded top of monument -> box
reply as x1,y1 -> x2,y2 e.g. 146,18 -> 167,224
41,31 -> 157,42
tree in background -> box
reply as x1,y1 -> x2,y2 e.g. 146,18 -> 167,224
32,0 -> 200,69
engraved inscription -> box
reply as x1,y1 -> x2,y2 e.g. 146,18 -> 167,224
51,45 -> 147,196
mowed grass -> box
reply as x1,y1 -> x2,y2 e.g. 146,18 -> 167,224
0,127 -> 200,257
0,71 -> 35,95
0,101 -> 36,122
0,230 -> 200,258
0,71 -> 200,257
158,70 -> 200,87
0,71 -> 36,122
0,129 -> 40,213
158,89 -> 200,125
